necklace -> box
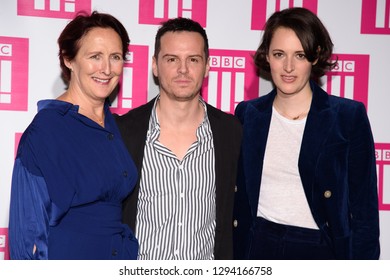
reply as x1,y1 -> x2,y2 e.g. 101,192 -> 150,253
273,104 -> 309,120
79,107 -> 105,125
66,93 -> 105,126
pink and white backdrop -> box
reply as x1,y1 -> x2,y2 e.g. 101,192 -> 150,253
0,0 -> 389,260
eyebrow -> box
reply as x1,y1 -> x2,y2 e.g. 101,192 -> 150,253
162,54 -> 204,59
270,49 -> 306,55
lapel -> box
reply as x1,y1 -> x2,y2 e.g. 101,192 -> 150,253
242,91 -> 275,217
207,104 -> 222,177
116,98 -> 155,229
298,81 -> 335,206
115,98 -> 155,193
124,99 -> 154,170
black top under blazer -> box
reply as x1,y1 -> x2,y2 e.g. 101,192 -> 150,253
115,97 -> 242,259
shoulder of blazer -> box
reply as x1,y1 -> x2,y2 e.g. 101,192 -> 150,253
206,103 -> 242,134
113,98 -> 155,153
115,98 -> 155,125
114,98 -> 156,139
235,90 -> 276,124
310,80 -> 364,114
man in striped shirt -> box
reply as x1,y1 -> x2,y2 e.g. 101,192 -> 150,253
116,17 -> 242,259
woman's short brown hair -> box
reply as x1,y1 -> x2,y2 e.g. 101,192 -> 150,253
254,7 -> 336,78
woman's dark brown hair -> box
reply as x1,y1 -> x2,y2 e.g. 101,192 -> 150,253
254,7 -> 336,77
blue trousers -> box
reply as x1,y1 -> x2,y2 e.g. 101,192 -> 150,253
248,217 -> 335,260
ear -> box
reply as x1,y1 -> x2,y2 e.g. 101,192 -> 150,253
152,56 -> 158,77
64,58 -> 72,71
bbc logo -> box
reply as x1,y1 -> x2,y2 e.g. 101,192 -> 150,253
251,0 -> 318,30
331,60 -> 356,73
0,44 -> 12,96
376,143 -> 390,211
320,54 -> 369,107
203,49 -> 259,114
210,56 -> 246,69
110,45 -> 149,115
31,0 -> 76,12
0,234 -> 5,260
0,37 -> 29,111
138,0 -> 207,27
0,228 -> 9,260
0,44 -> 12,56
361,0 -> 390,34
17,0 -> 91,19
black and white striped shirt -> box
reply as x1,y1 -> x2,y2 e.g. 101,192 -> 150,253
136,97 -> 216,260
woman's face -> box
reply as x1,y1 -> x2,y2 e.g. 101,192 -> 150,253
267,27 -> 314,97
65,27 -> 124,102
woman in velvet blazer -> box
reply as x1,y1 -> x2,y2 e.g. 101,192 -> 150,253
233,7 -> 380,259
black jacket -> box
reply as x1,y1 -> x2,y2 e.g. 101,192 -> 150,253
115,97 -> 242,259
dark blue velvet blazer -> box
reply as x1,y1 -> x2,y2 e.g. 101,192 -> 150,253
233,80 -> 380,259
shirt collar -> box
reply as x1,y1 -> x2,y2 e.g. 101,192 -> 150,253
147,95 -> 210,143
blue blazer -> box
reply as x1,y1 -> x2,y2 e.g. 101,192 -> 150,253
233,81 -> 380,259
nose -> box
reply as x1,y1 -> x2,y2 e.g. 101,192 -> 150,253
101,58 -> 112,75
283,56 -> 295,73
178,60 -> 189,74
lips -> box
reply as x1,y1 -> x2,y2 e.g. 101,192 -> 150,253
93,77 -> 111,84
281,75 -> 296,82
174,79 -> 192,86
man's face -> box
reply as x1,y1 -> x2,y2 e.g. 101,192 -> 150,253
152,31 -> 210,102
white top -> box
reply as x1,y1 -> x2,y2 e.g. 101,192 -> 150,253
257,106 -> 318,229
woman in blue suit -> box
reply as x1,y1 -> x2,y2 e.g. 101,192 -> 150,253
233,7 -> 380,259
9,12 -> 138,260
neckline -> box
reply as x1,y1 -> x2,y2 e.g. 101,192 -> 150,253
272,106 -> 307,123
